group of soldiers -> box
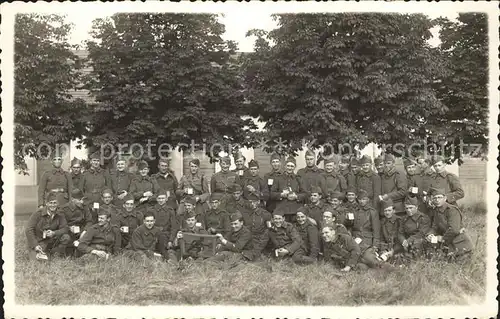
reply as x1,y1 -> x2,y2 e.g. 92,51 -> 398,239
25,149 -> 474,270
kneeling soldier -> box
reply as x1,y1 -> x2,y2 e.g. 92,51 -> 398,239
77,210 -> 122,259
204,193 -> 231,237
61,189 -> 93,254
124,212 -> 162,260
211,212 -> 253,261
398,197 -> 431,259
242,192 -> 272,261
379,199 -> 402,261
25,192 -> 71,260
351,190 -> 381,250
117,195 -> 144,248
269,210 -> 309,264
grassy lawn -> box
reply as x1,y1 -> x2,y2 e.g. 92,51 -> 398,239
13,199 -> 487,306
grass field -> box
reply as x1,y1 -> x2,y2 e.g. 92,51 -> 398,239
14,197 -> 488,306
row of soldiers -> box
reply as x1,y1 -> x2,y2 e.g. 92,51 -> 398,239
26,150 -> 472,269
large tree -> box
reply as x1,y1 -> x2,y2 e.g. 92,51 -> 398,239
14,14 -> 88,172
241,13 -> 448,156
85,13 -> 255,162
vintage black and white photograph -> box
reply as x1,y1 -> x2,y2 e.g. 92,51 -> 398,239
2,1 -> 498,318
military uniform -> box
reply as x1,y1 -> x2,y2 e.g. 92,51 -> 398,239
117,208 -> 144,247
210,170 -> 241,208
342,200 -> 360,230
323,233 -> 381,269
124,224 -> 162,259
270,171 -> 306,217
380,168 -> 408,214
295,219 -> 320,262
38,168 -> 73,207
351,204 -> 381,248
269,221 -> 307,264
77,223 -> 122,256
176,171 -> 210,216
213,225 -> 254,261
107,169 -> 134,207
297,166 -> 327,197
302,200 -> 328,228
242,206 -> 272,260
323,170 -> 348,195
398,211 -> 431,254
81,167 -> 109,205
204,208 -> 231,237
429,171 -> 464,206
148,202 -> 176,257
60,201 -> 93,241
380,214 -> 401,252
355,170 -> 382,206
151,170 -> 179,209
241,174 -> 269,202
263,169 -> 283,212
71,172 -> 84,193
129,175 -> 159,209
225,195 -> 252,215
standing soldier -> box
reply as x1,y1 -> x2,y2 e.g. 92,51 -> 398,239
270,156 -> 306,222
81,152 -> 108,207
378,199 -> 402,261
380,154 -> 408,216
176,158 -> 210,217
351,190 -> 381,251
129,161 -> 159,211
297,150 -> 327,197
374,156 -> 385,177
428,156 -> 464,206
398,197 -> 431,259
224,184 -> 251,216
204,193 -> 231,237
232,152 -> 250,178
70,157 -> 84,193
339,155 -> 356,188
264,153 -> 283,213
108,156 -> 133,207
322,156 -> 347,195
117,194 -> 144,248
151,158 -> 179,210
242,193 -> 272,261
241,159 -> 269,203
38,152 -> 73,209
211,156 -> 241,209
355,155 -> 382,208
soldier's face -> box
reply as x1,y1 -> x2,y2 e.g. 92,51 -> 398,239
310,193 -> 320,203
271,159 -> 281,171
158,162 -> 169,173
116,161 -> 126,172
232,191 -> 242,200
186,216 -> 197,228
432,194 -> 446,207
220,161 -> 230,171
102,193 -> 113,204
144,216 -> 155,229
189,163 -> 199,174
433,161 -> 445,174
72,165 -> 81,174
139,167 -> 149,176
52,157 -> 63,168
296,212 -> 307,225
305,156 -> 315,167
210,199 -> 220,210
384,160 -> 395,171
350,164 -> 359,172
46,200 -> 58,212
230,219 -> 243,232
358,197 -> 370,207
405,204 -> 417,216
406,164 -> 417,175
323,212 -> 334,224
383,207 -> 395,218
325,163 -> 335,173
328,197 -> 341,207
250,200 -> 260,210
361,163 -> 371,172
235,158 -> 245,169
97,214 -> 110,226
321,227 -> 335,242
90,159 -> 100,168
249,167 -> 259,176
376,163 -> 384,173
285,162 -> 295,174
272,215 -> 285,227
417,158 -> 428,170
157,195 -> 167,206
72,198 -> 84,207
339,162 -> 349,170
185,203 -> 195,212
123,200 -> 135,211
346,193 -> 356,202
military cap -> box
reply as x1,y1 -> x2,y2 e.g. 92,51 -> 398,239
229,211 -> 243,222
359,155 -> 372,165
189,158 -> 200,167
374,156 -> 384,165
184,196 -> 197,205
310,186 -> 322,195
45,191 -> 58,203
247,193 -> 260,201
340,155 -> 351,164
229,183 -> 242,192
384,154 -> 396,162
185,210 -> 197,219
158,158 -> 169,165
138,160 -> 149,170
428,187 -> 446,196
248,159 -> 259,168
101,188 -> 113,196
123,194 -> 135,202
430,155 -> 445,165
97,209 -> 112,218
403,158 -> 417,167
381,199 -> 394,210
296,206 -> 306,214
345,185 -> 356,194
357,189 -> 369,199
156,189 -> 169,197
71,188 -> 84,199
70,157 -> 82,167
328,190 -> 344,200
210,193 -> 223,201
220,156 -> 231,165
115,155 -> 127,164
234,152 -> 245,160
272,209 -> 285,216
285,156 -> 296,166
270,153 -> 281,162
350,157 -> 359,165
324,154 -> 339,165
404,196 -> 419,207
304,150 -> 315,158
89,152 -> 100,160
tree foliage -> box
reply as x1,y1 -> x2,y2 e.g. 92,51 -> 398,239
14,14 -> 88,172
85,13 -> 255,161
241,13 -> 449,156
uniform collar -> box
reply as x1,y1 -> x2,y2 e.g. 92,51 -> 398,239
324,170 -> 339,177
305,165 -> 319,172
41,207 -> 59,217
409,212 -> 422,221
121,209 -> 138,217
90,167 -> 102,174
437,202 -> 448,213
359,170 -> 374,177
384,168 -> 396,177
52,167 -> 64,174
384,215 -> 398,223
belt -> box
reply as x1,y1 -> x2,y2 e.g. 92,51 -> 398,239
50,188 -> 65,193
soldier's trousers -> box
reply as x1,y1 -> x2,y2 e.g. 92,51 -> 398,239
28,234 -> 71,260
275,248 -> 315,265
358,248 -> 381,269
250,231 -> 270,261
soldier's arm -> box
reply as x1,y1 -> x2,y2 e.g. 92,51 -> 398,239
296,177 -> 308,202
221,214 -> 231,237
269,177 -> 282,200
373,174 -> 382,204
199,175 -> 210,203
339,175 -> 347,193
210,175 -> 217,193
25,211 -> 41,249
446,173 -> 464,203
347,173 -> 356,189
37,172 -> 49,206
104,170 -> 112,188
319,174 -> 328,198
260,178 -> 270,201
371,209 -> 381,248
397,219 -> 407,244
443,207 -> 462,243
112,227 -> 123,255
130,228 -> 148,251
83,206 -> 94,230
66,172 -> 74,202
417,214 -> 432,238
77,227 -> 96,254
80,172 -> 87,194
224,229 -> 252,253
129,180 -> 142,200
308,225 -> 320,258
284,225 -> 302,253
53,214 -> 69,236
385,172 -> 407,201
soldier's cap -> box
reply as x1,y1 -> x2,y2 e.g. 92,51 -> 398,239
345,186 -> 356,194
158,158 -> 169,165
115,155 -> 127,163
272,209 -> 285,216
403,158 -> 417,167
189,158 -> 200,167
430,155 -> 445,165
309,186 -> 322,195
374,156 -> 384,165
270,153 -> 281,162
340,155 -> 351,164
350,157 -> 359,165
156,189 -> 169,197
285,156 -> 296,166
304,150 -> 315,158
324,155 -> 340,165
384,154 -> 396,162
296,206 -> 306,214
359,155 -> 372,165
101,188 -> 113,196
248,159 -> 259,168
138,160 -> 149,170
185,210 -> 197,219
357,189 -> 369,200
247,192 -> 260,201
71,157 -> 82,167
428,187 -> 446,196
210,192 -> 223,201
184,196 -> 197,205
404,196 -> 419,207
229,211 -> 243,222
123,194 -> 135,203
381,198 -> 394,210
220,156 -> 231,165
234,152 -> 245,161
71,188 -> 84,199
328,190 -> 344,200
45,192 -> 58,203
97,210 -> 112,218
89,152 -> 101,160
229,183 -> 242,193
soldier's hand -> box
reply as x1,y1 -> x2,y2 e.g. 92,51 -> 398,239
45,230 -> 55,238
247,185 -> 255,192
117,192 -> 127,199
215,233 -> 223,239
177,231 -> 183,239
341,266 -> 351,272
216,244 -> 222,251
38,205 -> 44,209
139,197 -> 148,203
144,191 -> 153,197
35,245 -> 44,253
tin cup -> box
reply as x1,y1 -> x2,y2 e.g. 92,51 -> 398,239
93,202 -> 100,209
187,188 -> 193,195
347,213 -> 354,220
266,220 -> 272,228
411,187 -> 418,194
121,226 -> 129,233
267,179 -> 274,186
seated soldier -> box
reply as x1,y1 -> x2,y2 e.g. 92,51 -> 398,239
268,210 -> 309,265
324,190 -> 347,226
204,193 -> 231,237
117,194 -> 144,248
351,190 -> 381,250
90,189 -> 119,225
378,199 -> 402,261
148,190 -> 176,260
211,212 -> 254,262
241,193 -> 272,261
25,192 -> 71,260
321,225 -> 384,272
398,197 -> 431,259
171,196 -> 203,238
60,189 -> 94,253
425,188 -> 473,261
77,209 -> 122,259
168,211 -> 209,262
342,187 -> 359,231
224,183 -> 251,215
302,186 -> 326,227
124,212 -> 162,261
321,210 -> 349,235
294,211 -> 319,264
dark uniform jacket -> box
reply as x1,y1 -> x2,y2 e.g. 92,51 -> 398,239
225,197 -> 251,215
428,203 -> 467,245
147,203 -> 176,234
117,208 -> 144,245
210,170 -> 240,195
303,201 -> 328,228
176,172 -> 210,206
77,223 -> 122,255
398,212 -> 431,245
81,167 -> 109,204
129,175 -> 159,206
221,225 -> 253,255
269,221 -> 302,253
25,207 -> 69,249
342,201 -> 360,228
340,169 -> 356,189
60,202 -> 93,231
355,170 -> 382,202
429,171 -> 464,205
380,215 -> 401,251
151,171 -> 179,208
323,233 -> 361,268
38,168 -> 73,206
352,204 -> 381,248
322,171 -> 348,194
295,220 -> 320,258
232,166 -> 250,179
270,172 -> 306,215
107,169 -> 134,203
264,170 -> 283,212
241,175 -> 270,202
380,168 -> 408,213
297,166 -> 327,196
71,172 -> 83,193
126,224 -> 161,252
204,209 -> 231,236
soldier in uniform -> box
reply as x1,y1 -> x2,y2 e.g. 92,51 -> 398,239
38,152 -> 73,208
241,160 -> 269,204
98,189 -> 120,222
294,211 -> 319,264
171,196 -> 204,237
263,153 -> 283,213
60,189 -> 93,253
339,155 -> 356,188
342,186 -> 359,231
77,209 -> 122,259
81,152 -> 109,206
224,183 -> 251,215
297,150 -> 327,198
70,157 -> 84,193
351,189 -> 381,251
355,155 -> 382,209
108,156 -> 133,207
374,156 -> 384,177
428,155 -> 464,206
380,154 -> 408,216
321,210 -> 349,235
398,197 -> 431,259
232,152 -> 251,178
378,199 -> 402,261
322,156 -> 347,195
176,158 -> 210,217
169,211 -> 209,262
324,191 -> 347,226
151,158 -> 179,210
270,156 -> 306,222
350,157 -> 361,177
148,190 -> 176,260
301,186 -> 327,227
117,195 -> 144,248
129,161 -> 159,210
211,212 -> 254,262
425,188 -> 473,261
211,156 -> 241,209
124,212 -> 162,261
242,193 -> 272,261
269,210 -> 309,264
204,193 -> 231,237
25,192 -> 71,260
